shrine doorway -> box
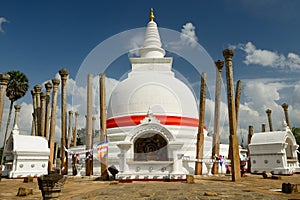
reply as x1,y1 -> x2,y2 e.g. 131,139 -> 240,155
134,133 -> 168,161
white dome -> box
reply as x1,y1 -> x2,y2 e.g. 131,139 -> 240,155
107,71 -> 198,119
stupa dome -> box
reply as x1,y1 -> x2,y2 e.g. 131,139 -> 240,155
107,72 -> 198,119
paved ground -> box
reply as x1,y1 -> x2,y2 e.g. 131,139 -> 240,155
1,174 -> 300,199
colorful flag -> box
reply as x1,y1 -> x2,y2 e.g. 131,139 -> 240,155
97,142 -> 108,159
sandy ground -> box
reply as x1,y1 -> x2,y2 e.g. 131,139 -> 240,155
0,173 -> 300,199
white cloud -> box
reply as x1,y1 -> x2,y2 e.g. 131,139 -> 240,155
165,22 -> 200,51
231,42 -> 300,71
128,31 -> 144,57
180,22 -> 198,48
0,17 -> 9,33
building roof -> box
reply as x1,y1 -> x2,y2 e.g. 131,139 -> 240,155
250,126 -> 297,145
5,126 -> 50,153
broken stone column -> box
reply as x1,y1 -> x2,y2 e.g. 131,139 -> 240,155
40,93 -> 46,137
235,80 -> 242,128
281,103 -> 290,128
261,124 -> 266,132
73,112 -> 79,147
13,105 -> 21,127
48,78 -> 60,173
59,68 -> 69,175
223,49 -> 241,181
67,110 -> 73,148
265,109 -> 273,132
44,81 -> 52,140
212,60 -> 224,175
0,73 -> 10,133
34,85 -> 42,136
195,72 -> 206,175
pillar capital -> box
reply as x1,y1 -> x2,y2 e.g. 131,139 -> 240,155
265,109 -> 272,115
52,78 -> 60,88
75,111 -> 79,117
0,73 -> 10,85
59,68 -> 69,80
281,103 -> 288,110
69,110 -> 74,115
14,105 -> 21,112
34,84 -> 42,93
45,81 -> 52,92
223,49 -> 234,61
92,116 -> 96,120
215,60 -> 224,72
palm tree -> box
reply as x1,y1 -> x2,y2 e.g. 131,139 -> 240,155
1,70 -> 29,163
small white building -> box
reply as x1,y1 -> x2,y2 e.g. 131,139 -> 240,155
249,123 -> 300,175
2,126 -> 50,178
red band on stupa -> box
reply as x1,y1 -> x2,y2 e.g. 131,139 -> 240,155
106,115 -> 206,129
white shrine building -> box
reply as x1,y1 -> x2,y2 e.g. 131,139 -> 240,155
2,126 -> 50,178
249,122 -> 300,175
105,10 -> 227,180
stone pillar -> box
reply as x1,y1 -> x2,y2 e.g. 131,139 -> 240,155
40,93 -> 46,137
235,80 -> 242,128
59,68 -> 69,175
12,105 -> 21,127
100,73 -> 108,180
212,60 -> 224,175
31,113 -> 35,136
195,72 -> 206,175
0,73 -> 10,133
44,81 -> 52,140
227,80 -> 242,160
281,103 -> 290,128
247,125 -> 254,173
31,89 -> 38,136
67,110 -> 73,148
48,78 -> 60,173
265,109 -> 273,132
86,74 -> 93,176
261,124 -> 266,132
223,49 -> 241,181
34,85 -> 42,136
73,112 -> 79,147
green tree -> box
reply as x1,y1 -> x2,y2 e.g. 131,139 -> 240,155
1,71 -> 29,164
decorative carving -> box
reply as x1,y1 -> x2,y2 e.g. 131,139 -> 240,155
140,109 -> 160,124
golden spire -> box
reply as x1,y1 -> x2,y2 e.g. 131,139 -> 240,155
150,8 -> 154,21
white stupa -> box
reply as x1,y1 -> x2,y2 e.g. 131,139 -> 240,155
106,9 -> 222,179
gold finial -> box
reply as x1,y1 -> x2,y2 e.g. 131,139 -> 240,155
150,8 -> 154,21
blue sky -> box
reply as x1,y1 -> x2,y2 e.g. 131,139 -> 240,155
1,0 -> 300,145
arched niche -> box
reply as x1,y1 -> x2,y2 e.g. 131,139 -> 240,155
133,132 -> 168,161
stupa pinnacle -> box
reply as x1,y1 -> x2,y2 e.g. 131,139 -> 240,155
139,8 -> 165,58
